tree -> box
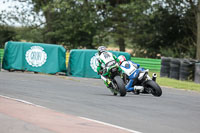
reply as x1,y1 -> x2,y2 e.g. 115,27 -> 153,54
131,0 -> 197,58
0,25 -> 16,48
1,0 -> 199,59
104,0 -> 153,52
197,0 -> 200,60
24,0 -> 105,49
160,0 -> 197,59
1,0 -> 105,49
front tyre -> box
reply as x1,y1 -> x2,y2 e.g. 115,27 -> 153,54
144,80 -> 162,97
113,76 -> 127,96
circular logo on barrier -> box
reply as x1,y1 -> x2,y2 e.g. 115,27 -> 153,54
90,53 -> 99,72
25,46 -> 47,67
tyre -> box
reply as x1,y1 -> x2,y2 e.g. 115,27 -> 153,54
169,59 -> 181,80
113,76 -> 127,96
161,57 -> 171,66
179,59 -> 195,81
169,71 -> 179,79
195,63 -> 200,84
160,57 -> 171,77
160,65 -> 170,77
144,80 -> 162,97
122,73 -> 129,84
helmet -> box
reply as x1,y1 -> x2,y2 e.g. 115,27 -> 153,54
118,55 -> 126,64
97,46 -> 107,55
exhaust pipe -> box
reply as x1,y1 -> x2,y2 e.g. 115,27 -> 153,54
152,73 -> 157,82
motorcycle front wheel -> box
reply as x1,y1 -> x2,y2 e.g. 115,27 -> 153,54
144,80 -> 162,97
113,76 -> 127,96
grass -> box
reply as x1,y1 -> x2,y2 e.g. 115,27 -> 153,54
149,71 -> 200,92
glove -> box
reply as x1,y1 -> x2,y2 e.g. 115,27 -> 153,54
98,69 -> 103,75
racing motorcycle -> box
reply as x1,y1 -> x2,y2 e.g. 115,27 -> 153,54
120,61 -> 162,97
101,60 -> 127,96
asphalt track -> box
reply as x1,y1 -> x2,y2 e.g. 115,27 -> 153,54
0,71 -> 200,133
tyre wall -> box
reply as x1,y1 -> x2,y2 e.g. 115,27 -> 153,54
169,58 -> 181,80
195,63 -> 200,84
160,57 -> 198,82
160,57 -> 171,77
179,59 -> 195,81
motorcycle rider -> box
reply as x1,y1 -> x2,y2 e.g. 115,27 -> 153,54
118,55 -> 146,92
96,46 -> 121,90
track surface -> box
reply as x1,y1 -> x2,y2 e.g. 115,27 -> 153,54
0,71 -> 200,133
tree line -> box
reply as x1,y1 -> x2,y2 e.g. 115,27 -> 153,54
0,0 -> 200,60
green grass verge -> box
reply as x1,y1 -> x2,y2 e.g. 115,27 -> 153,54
149,71 -> 200,92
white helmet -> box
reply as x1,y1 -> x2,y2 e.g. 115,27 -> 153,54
97,46 -> 107,55
118,55 -> 126,64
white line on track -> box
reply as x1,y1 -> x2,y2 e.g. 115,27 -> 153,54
79,117 -> 143,133
0,95 -> 47,109
0,95 -> 143,133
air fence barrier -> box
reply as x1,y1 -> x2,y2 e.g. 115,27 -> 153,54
2,41 -> 66,74
1,47 -> 161,74
67,49 -> 131,78
2,44 -> 200,84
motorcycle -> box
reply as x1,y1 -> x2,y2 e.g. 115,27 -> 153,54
101,60 -> 127,96
120,61 -> 162,97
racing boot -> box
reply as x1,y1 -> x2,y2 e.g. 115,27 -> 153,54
132,86 -> 144,95
105,79 -> 118,95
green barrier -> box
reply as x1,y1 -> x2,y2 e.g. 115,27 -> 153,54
3,41 -> 66,74
0,49 -> 4,65
67,49 -> 131,78
0,49 -> 2,71
131,57 -> 161,72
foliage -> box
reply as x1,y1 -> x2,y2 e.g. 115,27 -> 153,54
0,0 -> 199,60
0,25 -> 16,48
14,26 -> 44,43
131,1 -> 197,58
104,0 -> 154,51
28,0 -> 106,49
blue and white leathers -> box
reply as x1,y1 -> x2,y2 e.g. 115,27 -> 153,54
120,61 -> 142,91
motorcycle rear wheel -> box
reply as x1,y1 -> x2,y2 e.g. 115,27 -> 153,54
113,76 -> 127,96
144,80 -> 162,97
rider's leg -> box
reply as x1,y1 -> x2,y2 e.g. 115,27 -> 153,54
101,75 -> 109,87
101,73 -> 111,87
101,75 -> 117,94
125,79 -> 134,92
125,69 -> 140,92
